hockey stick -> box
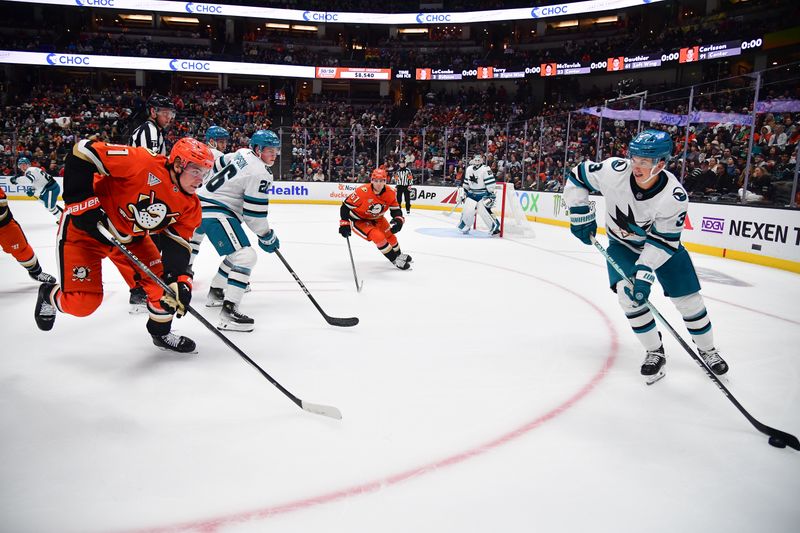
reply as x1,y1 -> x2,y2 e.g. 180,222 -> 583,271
274,249 -> 359,327
442,197 -> 464,217
591,235 -> 798,450
97,225 -> 342,420
345,236 -> 364,292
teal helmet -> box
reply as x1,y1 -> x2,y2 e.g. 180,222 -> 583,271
17,157 -> 31,168
629,130 -> 673,161
205,125 -> 230,142
250,129 -> 280,151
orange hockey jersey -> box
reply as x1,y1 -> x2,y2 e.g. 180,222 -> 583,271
343,183 -> 400,221
74,140 -> 201,243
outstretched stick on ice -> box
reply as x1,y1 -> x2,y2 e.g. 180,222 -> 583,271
274,249 -> 359,327
592,235 -> 798,450
98,224 -> 342,420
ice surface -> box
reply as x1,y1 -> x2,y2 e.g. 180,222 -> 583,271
1,201 -> 798,533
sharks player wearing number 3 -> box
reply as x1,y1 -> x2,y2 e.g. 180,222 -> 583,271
189,129 -> 280,332
565,130 -> 729,383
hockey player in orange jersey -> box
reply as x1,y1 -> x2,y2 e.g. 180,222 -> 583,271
0,189 -> 56,283
338,167 -> 412,270
33,137 -> 214,353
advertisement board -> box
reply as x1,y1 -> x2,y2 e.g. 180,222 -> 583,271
3,177 -> 795,270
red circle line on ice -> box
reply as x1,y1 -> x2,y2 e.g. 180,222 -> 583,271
129,255 -> 621,533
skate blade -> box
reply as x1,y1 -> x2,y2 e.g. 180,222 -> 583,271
205,301 -> 223,308
645,370 -> 666,386
217,322 -> 254,332
155,345 -> 198,355
128,304 -> 147,315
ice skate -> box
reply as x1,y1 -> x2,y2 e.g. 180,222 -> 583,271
152,332 -> 197,354
129,286 -> 147,314
393,253 -> 413,270
217,301 -> 255,332
457,221 -> 470,234
206,286 -> 225,307
34,282 -> 57,331
30,270 -> 56,284
699,348 -> 729,376
641,346 -> 666,385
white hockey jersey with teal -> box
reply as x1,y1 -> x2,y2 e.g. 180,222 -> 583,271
18,166 -> 56,194
197,148 -> 273,236
564,157 -> 688,271
462,163 -> 496,200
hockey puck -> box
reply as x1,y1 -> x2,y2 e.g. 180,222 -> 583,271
768,436 -> 786,448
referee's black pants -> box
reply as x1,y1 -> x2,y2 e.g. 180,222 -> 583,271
396,185 -> 411,213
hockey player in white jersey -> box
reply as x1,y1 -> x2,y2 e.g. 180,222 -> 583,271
565,129 -> 728,383
190,129 -> 280,331
204,125 -> 230,160
12,158 -> 62,219
457,154 -> 500,235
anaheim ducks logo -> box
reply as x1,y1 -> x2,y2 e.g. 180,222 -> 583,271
366,203 -> 385,216
119,191 -> 180,234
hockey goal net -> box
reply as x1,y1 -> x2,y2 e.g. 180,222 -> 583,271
479,182 -> 535,238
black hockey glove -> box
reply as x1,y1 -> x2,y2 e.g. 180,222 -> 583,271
390,217 -> 404,234
339,220 -> 352,238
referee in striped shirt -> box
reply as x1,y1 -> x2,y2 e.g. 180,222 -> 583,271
129,94 -> 175,156
392,159 -> 414,214
126,94 -> 176,312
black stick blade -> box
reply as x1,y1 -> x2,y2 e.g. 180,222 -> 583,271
325,315 -> 360,327
767,428 -> 800,451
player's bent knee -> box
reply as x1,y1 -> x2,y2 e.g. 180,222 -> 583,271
615,281 -> 638,310
60,291 -> 103,317
228,246 -> 257,269
671,292 -> 705,317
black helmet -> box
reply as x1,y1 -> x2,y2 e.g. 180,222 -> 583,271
147,94 -> 175,111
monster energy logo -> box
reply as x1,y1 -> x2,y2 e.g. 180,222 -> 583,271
553,194 -> 564,216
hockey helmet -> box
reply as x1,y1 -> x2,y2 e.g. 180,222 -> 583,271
470,154 -> 484,166
168,137 -> 214,170
17,157 -> 31,168
249,129 -> 280,151
371,167 -> 389,181
147,94 -> 175,112
629,130 -> 673,162
205,125 -> 230,142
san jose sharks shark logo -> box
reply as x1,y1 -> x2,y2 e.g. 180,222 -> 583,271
610,205 -> 652,238
119,191 -> 180,234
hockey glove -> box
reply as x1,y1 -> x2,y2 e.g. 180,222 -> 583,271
10,176 -> 18,185
624,265 -> 656,304
26,187 -> 35,197
568,205 -> 597,245
160,274 -> 192,318
339,220 -> 352,238
390,217 -> 404,234
456,187 -> 467,203
257,229 -> 280,253
482,194 -> 496,210
67,196 -> 115,245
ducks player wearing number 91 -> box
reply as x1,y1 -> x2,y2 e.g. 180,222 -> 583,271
189,129 -> 281,332
564,129 -> 729,384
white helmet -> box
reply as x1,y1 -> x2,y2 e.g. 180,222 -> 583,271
470,154 -> 484,166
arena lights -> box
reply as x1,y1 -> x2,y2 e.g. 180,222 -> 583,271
8,0 -> 667,26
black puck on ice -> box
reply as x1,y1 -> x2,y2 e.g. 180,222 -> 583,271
768,436 -> 786,448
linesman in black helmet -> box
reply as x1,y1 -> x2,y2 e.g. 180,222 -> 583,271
392,158 -> 414,214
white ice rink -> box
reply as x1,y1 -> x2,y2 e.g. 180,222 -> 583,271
1,200 -> 798,533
